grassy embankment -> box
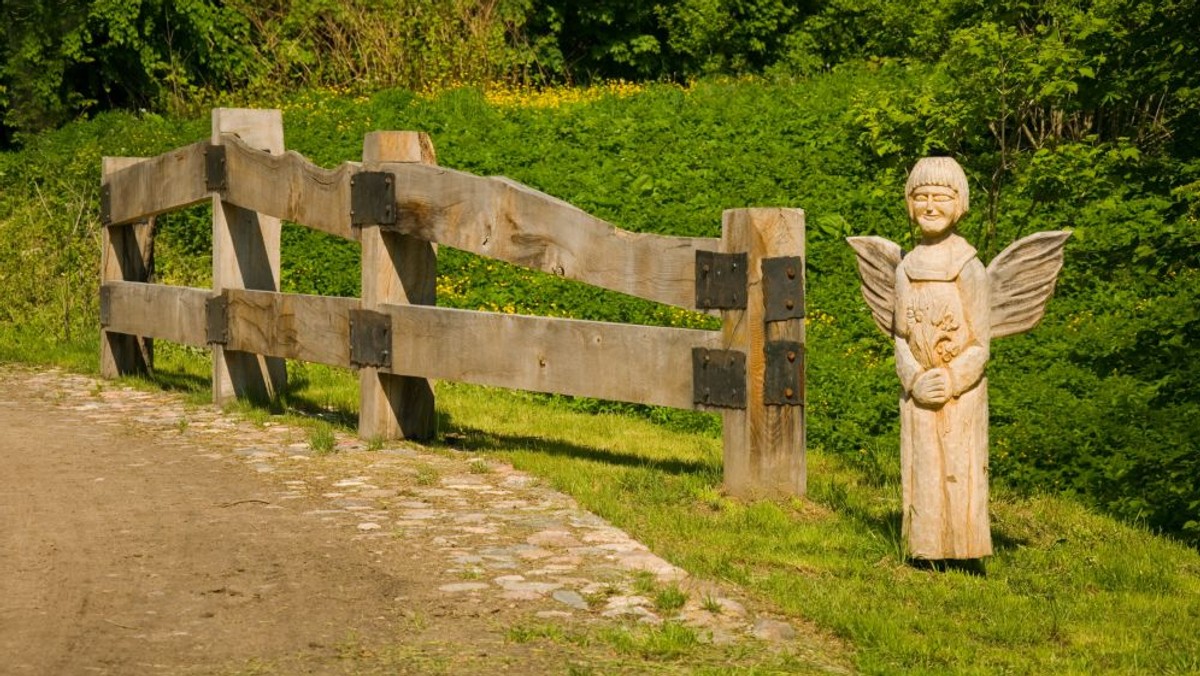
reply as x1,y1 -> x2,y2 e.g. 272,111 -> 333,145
2,75 -> 1198,673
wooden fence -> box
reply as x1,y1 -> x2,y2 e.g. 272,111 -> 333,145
99,108 -> 807,498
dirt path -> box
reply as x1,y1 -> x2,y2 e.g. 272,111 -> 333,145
0,366 -> 848,675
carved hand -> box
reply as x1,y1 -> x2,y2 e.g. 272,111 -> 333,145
912,368 -> 952,407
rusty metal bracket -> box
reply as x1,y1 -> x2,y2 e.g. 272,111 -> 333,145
205,145 -> 227,192
764,340 -> 804,406
350,172 -> 396,226
206,294 -> 229,345
762,256 -> 805,322
692,348 -> 746,408
695,251 -> 748,310
350,309 -> 392,368
100,184 -> 113,226
99,284 -> 113,327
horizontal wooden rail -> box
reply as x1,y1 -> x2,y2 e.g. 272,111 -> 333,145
379,304 -> 724,410
103,134 -> 720,311
221,134 -> 356,240
102,142 -> 210,226
223,289 -> 357,366
102,281 -> 724,410
383,162 -> 719,310
100,281 -> 209,347
99,109 -> 807,498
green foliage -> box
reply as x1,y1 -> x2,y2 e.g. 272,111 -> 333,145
1,62 -> 1197,547
0,0 -> 256,142
234,0 -> 538,94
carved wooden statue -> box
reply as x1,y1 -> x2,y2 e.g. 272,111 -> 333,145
848,157 -> 1069,560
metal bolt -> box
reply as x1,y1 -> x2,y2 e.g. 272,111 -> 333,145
703,264 -> 711,273
785,387 -> 795,398
786,300 -> 795,310
787,267 -> 795,279
787,351 -> 796,362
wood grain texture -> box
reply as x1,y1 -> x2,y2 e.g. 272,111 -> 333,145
380,162 -> 720,309
102,142 -> 208,226
379,304 -> 723,409
717,208 -> 806,499
220,133 -> 356,240
987,230 -> 1071,338
223,289 -> 355,366
100,281 -> 208,348
211,108 -> 287,404
100,157 -> 155,378
847,235 -> 903,336
358,131 -> 438,441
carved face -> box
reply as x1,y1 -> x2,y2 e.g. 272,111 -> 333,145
908,185 -> 963,239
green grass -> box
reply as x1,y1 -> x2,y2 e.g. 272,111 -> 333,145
308,424 -> 336,455
433,378 -> 1200,674
5,337 -> 1200,673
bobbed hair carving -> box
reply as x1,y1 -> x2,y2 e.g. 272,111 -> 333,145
906,156 -> 969,214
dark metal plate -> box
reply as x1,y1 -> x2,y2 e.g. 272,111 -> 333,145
764,340 -> 804,406
350,309 -> 392,368
763,256 -> 805,322
205,145 -> 227,192
100,184 -> 112,226
99,284 -> 113,327
692,348 -> 746,408
695,251 -> 748,310
350,172 -> 396,226
206,294 -> 229,344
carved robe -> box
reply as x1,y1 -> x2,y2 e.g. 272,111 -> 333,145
894,234 -> 991,559
849,227 -> 1069,561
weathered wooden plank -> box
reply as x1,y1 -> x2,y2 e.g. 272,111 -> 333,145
379,304 -> 723,410
211,108 -> 287,404
381,162 -> 720,309
717,208 -> 806,499
220,133 -> 356,240
100,157 -> 156,378
223,289 -> 355,366
100,281 -> 208,348
102,142 -> 209,226
358,132 -> 438,441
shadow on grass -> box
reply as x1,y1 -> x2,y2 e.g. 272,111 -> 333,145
134,368 -> 211,396
137,365 -> 715,477
133,364 -> 360,428
439,420 -> 717,478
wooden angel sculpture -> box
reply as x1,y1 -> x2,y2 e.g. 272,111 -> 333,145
848,157 -> 1069,561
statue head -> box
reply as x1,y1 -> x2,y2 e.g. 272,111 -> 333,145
906,157 -> 969,240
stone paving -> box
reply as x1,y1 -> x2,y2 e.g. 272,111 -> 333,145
12,367 -> 804,647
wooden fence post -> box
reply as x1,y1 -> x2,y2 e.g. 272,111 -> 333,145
720,208 -> 807,498
357,132 -> 438,440
100,157 -> 154,378
211,108 -> 287,405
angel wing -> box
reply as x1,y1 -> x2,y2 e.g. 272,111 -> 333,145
987,230 -> 1071,339
847,236 -> 904,336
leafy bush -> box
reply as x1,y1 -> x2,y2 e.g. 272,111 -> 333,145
1,71 -> 1197,546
